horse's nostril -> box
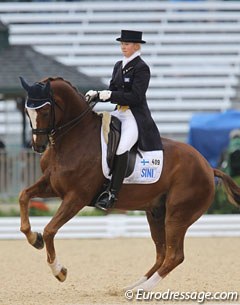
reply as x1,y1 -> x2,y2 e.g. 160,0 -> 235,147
39,145 -> 46,153
33,145 -> 46,154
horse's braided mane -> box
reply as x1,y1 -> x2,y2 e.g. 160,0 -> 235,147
41,76 -> 85,100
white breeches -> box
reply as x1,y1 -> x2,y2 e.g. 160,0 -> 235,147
111,109 -> 138,155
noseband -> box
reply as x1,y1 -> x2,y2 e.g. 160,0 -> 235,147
27,92 -> 94,145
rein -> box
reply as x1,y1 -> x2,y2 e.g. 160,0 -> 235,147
49,102 -> 95,144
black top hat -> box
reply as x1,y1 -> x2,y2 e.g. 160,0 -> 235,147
116,30 -> 146,44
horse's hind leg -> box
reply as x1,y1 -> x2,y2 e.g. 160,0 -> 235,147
134,194 -> 213,291
126,199 -> 166,290
43,194 -> 85,282
19,176 -> 56,249
134,216 -> 188,291
145,202 -> 166,278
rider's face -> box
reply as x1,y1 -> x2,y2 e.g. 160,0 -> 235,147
120,42 -> 140,58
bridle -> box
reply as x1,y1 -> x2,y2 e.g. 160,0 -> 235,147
27,91 -> 96,145
27,96 -> 57,137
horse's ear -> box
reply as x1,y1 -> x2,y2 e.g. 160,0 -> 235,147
44,80 -> 51,95
19,76 -> 30,92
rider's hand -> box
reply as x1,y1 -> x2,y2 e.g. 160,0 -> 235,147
85,90 -> 98,103
98,90 -> 112,102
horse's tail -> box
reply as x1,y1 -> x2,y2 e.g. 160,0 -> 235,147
213,168 -> 240,207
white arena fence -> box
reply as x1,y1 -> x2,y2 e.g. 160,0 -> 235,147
0,214 -> 239,240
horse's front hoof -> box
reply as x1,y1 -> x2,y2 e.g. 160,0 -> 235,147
32,232 -> 44,249
55,267 -> 67,282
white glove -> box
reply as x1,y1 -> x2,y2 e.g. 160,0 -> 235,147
85,90 -> 98,103
98,90 -> 112,102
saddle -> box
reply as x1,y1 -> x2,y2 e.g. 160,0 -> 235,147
105,114 -> 137,177
88,113 -> 138,207
89,112 -> 164,207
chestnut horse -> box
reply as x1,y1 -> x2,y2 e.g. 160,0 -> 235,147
19,77 -> 240,291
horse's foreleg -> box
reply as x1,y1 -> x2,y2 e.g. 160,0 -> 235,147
43,195 -> 85,282
125,202 -> 166,290
19,176 -> 56,248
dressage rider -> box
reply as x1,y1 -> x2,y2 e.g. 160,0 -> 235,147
85,30 -> 162,211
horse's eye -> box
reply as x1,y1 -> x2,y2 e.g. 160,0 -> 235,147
39,109 -> 50,118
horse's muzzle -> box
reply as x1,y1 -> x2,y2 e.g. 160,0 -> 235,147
31,134 -> 49,154
33,144 -> 47,154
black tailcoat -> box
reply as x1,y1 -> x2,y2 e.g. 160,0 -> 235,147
109,56 -> 162,151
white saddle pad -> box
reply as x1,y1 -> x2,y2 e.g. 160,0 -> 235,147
101,126 -> 164,184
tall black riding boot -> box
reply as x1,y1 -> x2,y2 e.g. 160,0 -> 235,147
95,152 -> 128,211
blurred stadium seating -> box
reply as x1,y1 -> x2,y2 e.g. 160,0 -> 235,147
0,1 -> 240,142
